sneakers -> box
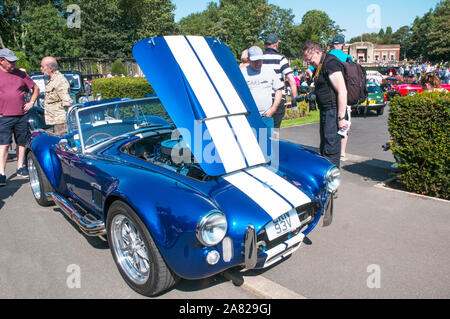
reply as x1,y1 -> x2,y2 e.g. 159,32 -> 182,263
16,166 -> 29,177
0,174 -> 5,186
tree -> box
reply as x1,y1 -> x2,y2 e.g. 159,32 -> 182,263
178,0 -> 272,59
79,0 -> 177,58
296,10 -> 344,47
349,32 -> 379,43
177,2 -> 221,37
392,26 -> 412,59
79,0 -> 133,58
264,5 -> 298,58
428,0 -> 450,61
408,10 -> 435,60
111,58 -> 127,76
22,3 -> 79,69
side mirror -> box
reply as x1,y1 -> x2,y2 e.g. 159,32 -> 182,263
57,139 -> 72,152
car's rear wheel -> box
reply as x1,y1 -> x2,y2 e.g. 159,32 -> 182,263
27,152 -> 54,207
107,200 -> 178,296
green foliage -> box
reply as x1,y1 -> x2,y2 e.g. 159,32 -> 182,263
296,10 -> 344,47
283,102 -> 311,119
13,51 -> 31,72
281,108 -> 320,128
110,59 -> 127,76
388,92 -> 450,199
22,3 -> 80,69
91,78 -> 154,99
290,59 -> 304,70
178,0 -> 272,59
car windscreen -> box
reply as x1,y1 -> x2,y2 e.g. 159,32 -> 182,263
367,85 -> 381,94
63,73 -> 81,90
72,98 -> 171,151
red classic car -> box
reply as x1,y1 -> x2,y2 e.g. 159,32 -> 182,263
392,84 -> 450,96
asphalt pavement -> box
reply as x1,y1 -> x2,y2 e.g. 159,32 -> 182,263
0,106 -> 449,299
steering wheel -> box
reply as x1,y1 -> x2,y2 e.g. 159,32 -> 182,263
85,132 -> 113,145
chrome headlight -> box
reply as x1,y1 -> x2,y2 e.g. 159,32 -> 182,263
196,211 -> 227,246
325,166 -> 341,193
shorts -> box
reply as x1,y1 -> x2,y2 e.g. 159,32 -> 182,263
0,114 -> 30,146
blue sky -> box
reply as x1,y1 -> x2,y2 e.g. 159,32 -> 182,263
172,0 -> 441,40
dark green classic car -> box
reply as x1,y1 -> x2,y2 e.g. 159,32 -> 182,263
351,81 -> 386,116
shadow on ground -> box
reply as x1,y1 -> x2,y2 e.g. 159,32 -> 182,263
342,158 -> 394,183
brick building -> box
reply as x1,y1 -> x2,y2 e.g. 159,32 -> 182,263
343,42 -> 401,64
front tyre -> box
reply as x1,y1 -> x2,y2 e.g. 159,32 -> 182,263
107,201 -> 178,296
27,152 -> 54,207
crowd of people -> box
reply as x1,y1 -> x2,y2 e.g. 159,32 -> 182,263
401,62 -> 450,84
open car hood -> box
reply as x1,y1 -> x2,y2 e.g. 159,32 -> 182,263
133,36 -> 271,177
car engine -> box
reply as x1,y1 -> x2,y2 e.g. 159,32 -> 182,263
123,133 -> 213,182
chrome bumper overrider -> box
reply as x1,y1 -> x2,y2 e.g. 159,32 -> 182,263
322,192 -> 333,227
244,195 -> 334,269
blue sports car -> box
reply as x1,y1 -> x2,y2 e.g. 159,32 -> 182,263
26,36 -> 340,296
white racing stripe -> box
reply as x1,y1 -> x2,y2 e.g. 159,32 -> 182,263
164,36 -> 227,119
164,36 -> 247,172
204,118 -> 247,172
224,171 -> 292,220
228,115 -> 266,167
187,36 -> 266,167
246,166 -> 311,207
186,36 -> 247,114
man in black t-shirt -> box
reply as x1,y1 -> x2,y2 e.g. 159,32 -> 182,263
300,41 -> 349,167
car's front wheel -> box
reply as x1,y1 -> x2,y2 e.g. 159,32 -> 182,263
106,200 -> 178,296
27,152 -> 54,207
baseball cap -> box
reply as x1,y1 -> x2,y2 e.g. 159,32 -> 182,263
0,48 -> 19,62
264,34 -> 279,45
248,46 -> 264,61
332,35 -> 345,45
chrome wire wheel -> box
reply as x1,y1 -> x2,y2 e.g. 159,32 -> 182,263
28,156 -> 41,200
111,214 -> 150,285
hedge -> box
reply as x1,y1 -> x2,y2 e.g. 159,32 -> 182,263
388,91 -> 450,200
91,78 -> 154,99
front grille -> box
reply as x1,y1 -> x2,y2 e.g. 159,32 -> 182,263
257,201 -> 319,254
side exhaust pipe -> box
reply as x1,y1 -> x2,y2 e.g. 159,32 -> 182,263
49,192 -> 106,237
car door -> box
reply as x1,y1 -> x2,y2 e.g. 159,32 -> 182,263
66,152 -> 108,215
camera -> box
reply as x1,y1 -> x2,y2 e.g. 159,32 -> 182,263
295,93 -> 316,103
291,82 -> 317,111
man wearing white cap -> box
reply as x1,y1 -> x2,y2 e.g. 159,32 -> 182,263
0,48 -> 39,185
241,46 -> 284,137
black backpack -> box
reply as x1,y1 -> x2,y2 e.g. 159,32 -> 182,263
325,54 -> 368,106
342,57 -> 368,105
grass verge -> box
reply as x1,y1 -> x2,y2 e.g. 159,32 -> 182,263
280,110 -> 320,128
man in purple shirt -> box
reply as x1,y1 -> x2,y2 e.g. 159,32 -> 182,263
0,48 -> 39,186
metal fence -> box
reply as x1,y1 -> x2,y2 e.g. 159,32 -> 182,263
55,57 -> 143,77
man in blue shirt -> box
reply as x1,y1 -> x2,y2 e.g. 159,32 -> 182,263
307,35 -> 353,75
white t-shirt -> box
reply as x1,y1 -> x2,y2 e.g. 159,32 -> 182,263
241,65 -> 284,115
